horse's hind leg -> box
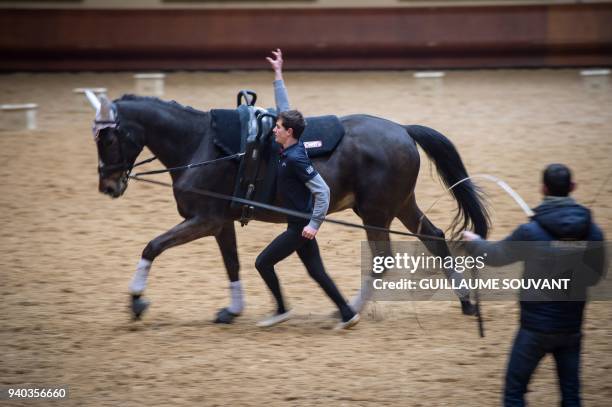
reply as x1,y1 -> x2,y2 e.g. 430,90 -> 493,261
129,217 -> 223,320
213,222 -> 243,324
396,197 -> 477,316
350,207 -> 395,314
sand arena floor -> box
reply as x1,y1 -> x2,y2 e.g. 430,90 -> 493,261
1,69 -> 611,406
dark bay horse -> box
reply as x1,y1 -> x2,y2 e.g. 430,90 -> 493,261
88,93 -> 489,322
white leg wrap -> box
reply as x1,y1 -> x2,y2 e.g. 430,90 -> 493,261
129,258 -> 152,295
350,276 -> 374,312
227,280 -> 244,314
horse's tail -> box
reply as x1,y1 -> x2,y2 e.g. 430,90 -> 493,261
405,124 -> 490,239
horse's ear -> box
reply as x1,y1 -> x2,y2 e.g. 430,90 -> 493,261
84,89 -> 101,112
97,94 -> 115,121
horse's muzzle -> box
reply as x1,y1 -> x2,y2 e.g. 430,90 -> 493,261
99,174 -> 127,198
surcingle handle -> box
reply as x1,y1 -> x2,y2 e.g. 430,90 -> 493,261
255,112 -> 277,142
237,90 -> 257,107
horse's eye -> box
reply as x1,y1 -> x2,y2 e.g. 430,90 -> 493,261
102,136 -> 116,148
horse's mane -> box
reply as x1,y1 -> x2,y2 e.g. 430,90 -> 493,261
115,94 -> 207,117
113,94 -> 212,146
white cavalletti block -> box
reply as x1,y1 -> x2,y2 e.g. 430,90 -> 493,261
413,71 -> 445,96
134,73 -> 166,96
0,103 -> 38,131
414,71 -> 446,79
579,68 -> 611,76
580,68 -> 610,92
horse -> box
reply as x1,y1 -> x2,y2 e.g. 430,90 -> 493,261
87,92 -> 490,323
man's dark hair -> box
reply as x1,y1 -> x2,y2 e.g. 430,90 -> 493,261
278,110 -> 306,139
543,163 -> 573,196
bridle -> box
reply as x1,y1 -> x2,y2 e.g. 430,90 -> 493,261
93,117 -> 148,179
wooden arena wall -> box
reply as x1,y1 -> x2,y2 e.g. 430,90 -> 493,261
1,3 -> 611,71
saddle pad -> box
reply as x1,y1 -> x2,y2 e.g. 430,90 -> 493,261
301,115 -> 344,158
211,109 -> 344,159
210,106 -> 250,158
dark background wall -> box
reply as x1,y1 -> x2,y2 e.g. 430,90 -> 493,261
1,3 -> 611,71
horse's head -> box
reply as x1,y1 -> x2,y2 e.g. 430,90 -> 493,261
86,91 -> 145,198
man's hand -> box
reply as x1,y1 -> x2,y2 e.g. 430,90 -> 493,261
302,225 -> 318,240
462,231 -> 482,241
266,48 -> 284,80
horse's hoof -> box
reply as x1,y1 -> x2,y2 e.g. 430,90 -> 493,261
460,299 -> 478,316
214,308 -> 240,324
131,296 -> 150,320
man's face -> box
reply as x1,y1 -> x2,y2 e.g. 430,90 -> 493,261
273,119 -> 293,145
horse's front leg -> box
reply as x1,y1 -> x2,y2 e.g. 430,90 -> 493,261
213,221 -> 242,324
129,217 -> 222,320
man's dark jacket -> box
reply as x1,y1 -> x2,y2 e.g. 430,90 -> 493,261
467,197 -> 605,333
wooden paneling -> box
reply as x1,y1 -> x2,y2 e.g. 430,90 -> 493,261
1,4 -> 611,71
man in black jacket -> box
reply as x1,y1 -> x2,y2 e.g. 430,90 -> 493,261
463,163 -> 606,407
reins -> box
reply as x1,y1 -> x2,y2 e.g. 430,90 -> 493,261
130,153 -> 244,177
132,156 -> 158,169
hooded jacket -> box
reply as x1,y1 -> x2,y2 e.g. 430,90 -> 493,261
467,197 -> 605,333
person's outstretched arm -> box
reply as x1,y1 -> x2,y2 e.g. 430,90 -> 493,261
267,48 -> 290,112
